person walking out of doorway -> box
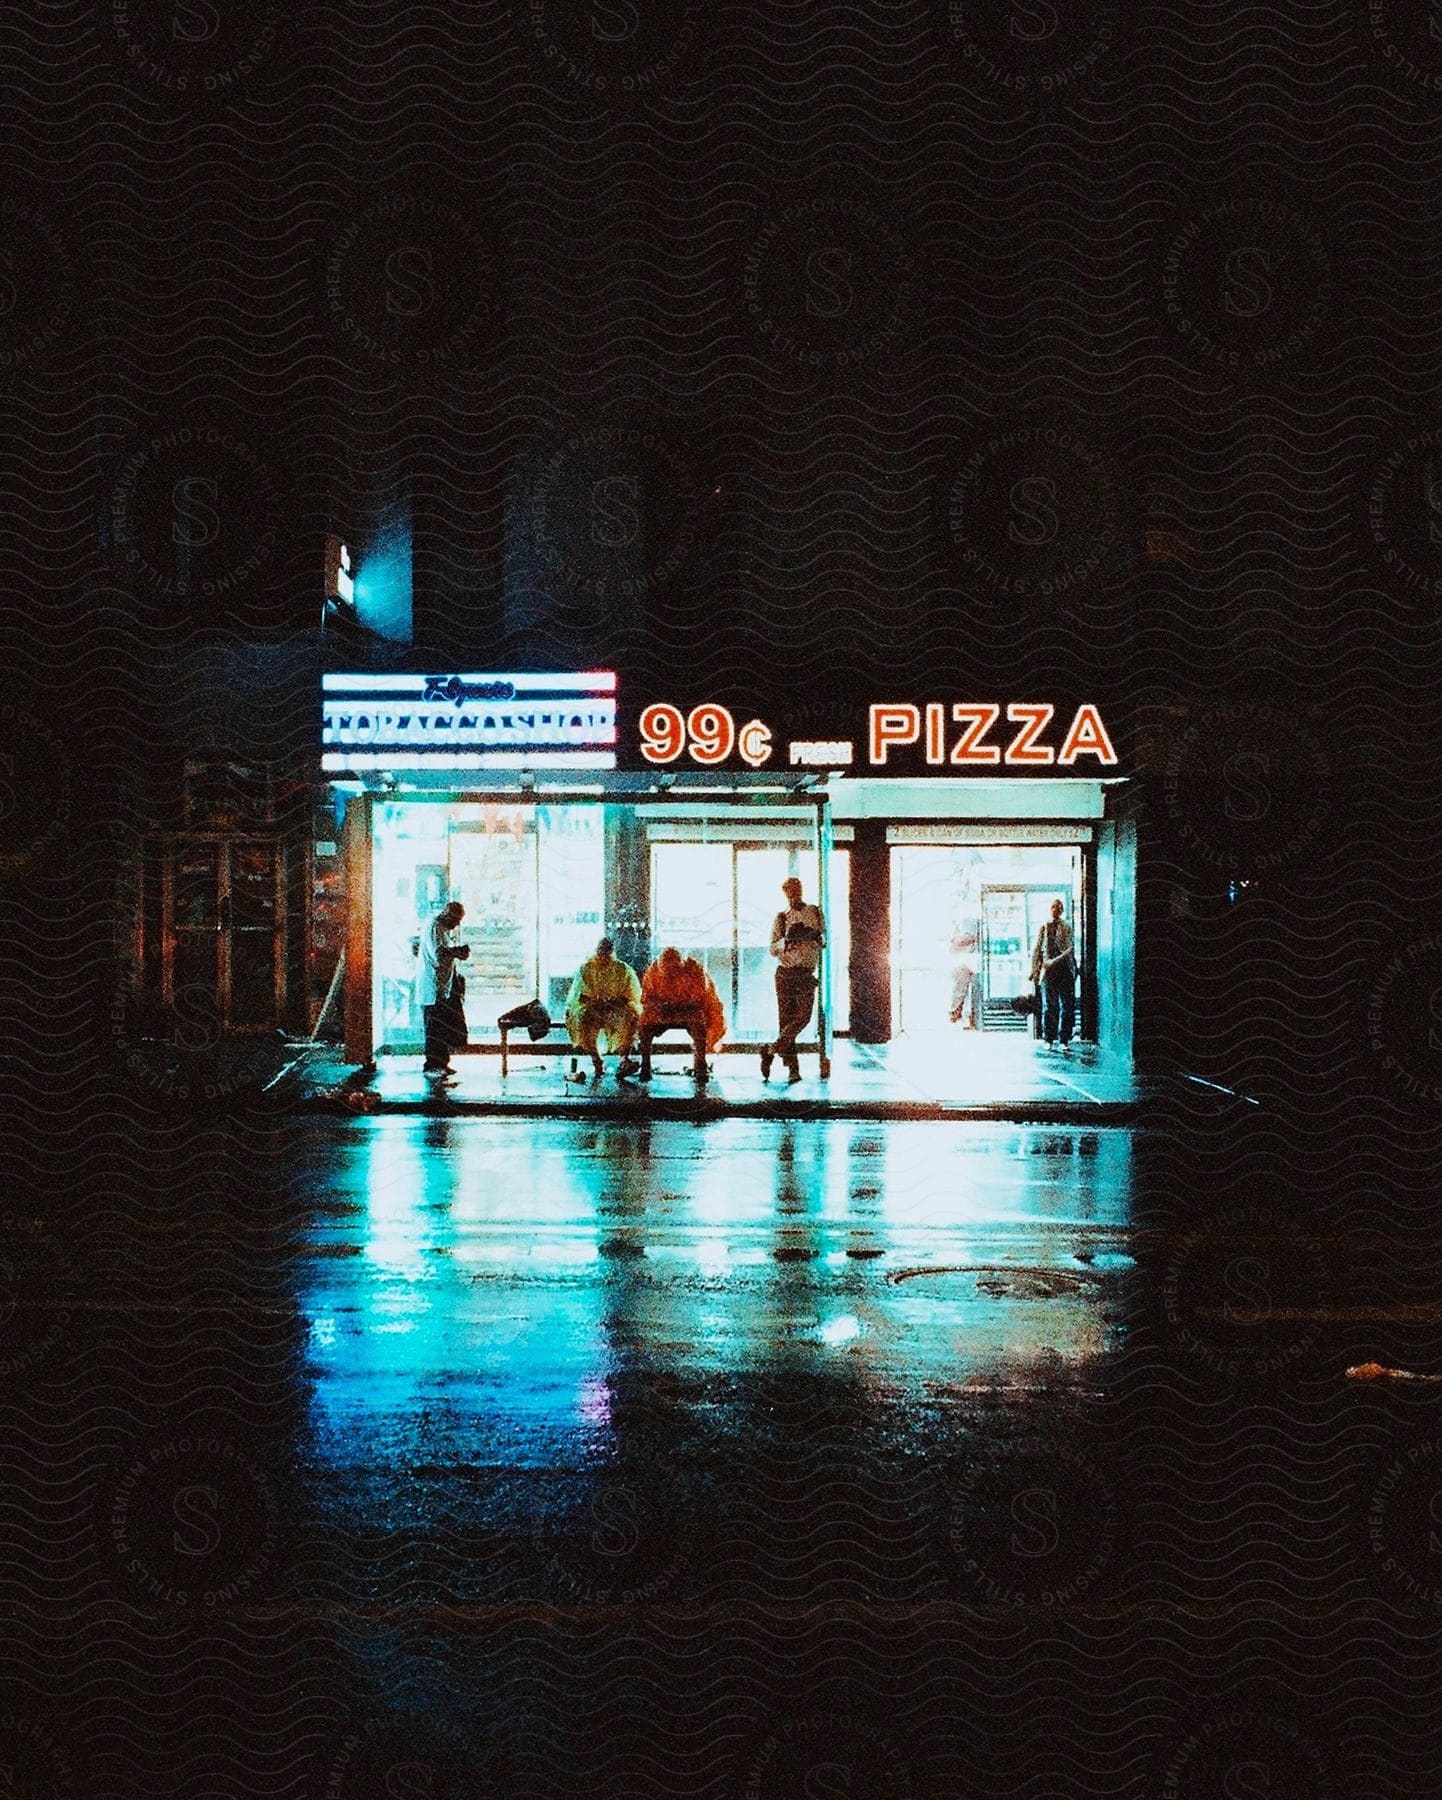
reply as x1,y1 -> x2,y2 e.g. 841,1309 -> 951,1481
1030,897 -> 1076,1054
420,900 -> 469,1081
762,876 -> 825,1086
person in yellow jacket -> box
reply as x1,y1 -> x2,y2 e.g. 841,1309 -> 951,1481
565,937 -> 642,1080
638,946 -> 726,1084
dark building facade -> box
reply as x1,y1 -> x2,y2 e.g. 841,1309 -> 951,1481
25,1 -> 1408,1099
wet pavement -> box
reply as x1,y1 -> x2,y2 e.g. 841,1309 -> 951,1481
333,1034 -> 1149,1120
7,1113 -> 1442,1795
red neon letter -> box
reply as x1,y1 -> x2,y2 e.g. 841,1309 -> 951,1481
950,703 -> 1001,765
869,705 -> 920,766
925,703 -> 945,764
1058,703 -> 1118,766
687,704 -> 736,765
1005,702 -> 1055,765
640,703 -> 684,763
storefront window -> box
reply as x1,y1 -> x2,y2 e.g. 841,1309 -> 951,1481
649,836 -> 849,1042
368,797 -> 849,1051
371,801 -> 605,1045
734,847 -> 792,1039
651,842 -> 732,997
538,804 -> 606,1020
449,808 -> 538,1017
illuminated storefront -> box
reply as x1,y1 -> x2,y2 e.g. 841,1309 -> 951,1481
320,674 -> 1138,1066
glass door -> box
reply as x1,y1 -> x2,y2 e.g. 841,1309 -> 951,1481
981,885 -> 1078,1016
892,844 -> 1081,1036
169,841 -> 222,1045
979,888 -> 1033,1021
891,846 -> 982,1036
225,841 -> 283,1030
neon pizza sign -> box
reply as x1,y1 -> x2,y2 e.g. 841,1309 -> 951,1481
637,702 -> 1117,772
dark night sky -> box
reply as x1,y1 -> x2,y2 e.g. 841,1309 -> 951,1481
4,0 -> 1437,1089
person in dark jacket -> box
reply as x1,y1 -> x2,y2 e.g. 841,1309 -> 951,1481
1030,897 -> 1076,1053
762,877 -> 826,1085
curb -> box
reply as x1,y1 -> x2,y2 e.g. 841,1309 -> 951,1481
290,1091 -> 1149,1124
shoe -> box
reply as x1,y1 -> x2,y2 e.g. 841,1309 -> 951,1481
787,1069 -> 802,1086
760,1048 -> 773,1081
617,1058 -> 640,1079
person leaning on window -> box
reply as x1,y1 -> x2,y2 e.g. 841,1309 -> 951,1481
762,876 -> 826,1086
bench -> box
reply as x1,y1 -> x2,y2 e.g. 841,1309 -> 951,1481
495,1020 -> 830,1078
497,1016 -> 714,1077
497,1016 -> 573,1077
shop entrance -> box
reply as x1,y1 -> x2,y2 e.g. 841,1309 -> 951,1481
979,885 -> 1072,1031
890,843 -> 1083,1037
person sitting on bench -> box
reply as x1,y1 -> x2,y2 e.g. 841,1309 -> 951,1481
564,936 -> 642,1081
638,947 -> 726,1084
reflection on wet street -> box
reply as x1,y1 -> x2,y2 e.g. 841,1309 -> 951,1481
298,1119 -> 1134,1505
14,1114 -> 1442,1796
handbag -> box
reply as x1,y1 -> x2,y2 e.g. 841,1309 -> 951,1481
497,999 -> 552,1042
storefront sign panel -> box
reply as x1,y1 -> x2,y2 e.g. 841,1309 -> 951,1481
322,673 -> 617,769
634,699 -> 1119,776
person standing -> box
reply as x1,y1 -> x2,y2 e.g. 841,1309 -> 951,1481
420,900 -> 469,1080
949,923 -> 981,1029
1030,897 -> 1077,1054
762,876 -> 825,1085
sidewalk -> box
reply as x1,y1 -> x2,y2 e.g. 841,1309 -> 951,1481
307,1033 -> 1153,1122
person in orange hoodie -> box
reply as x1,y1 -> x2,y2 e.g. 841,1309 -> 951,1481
637,946 -> 726,1084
